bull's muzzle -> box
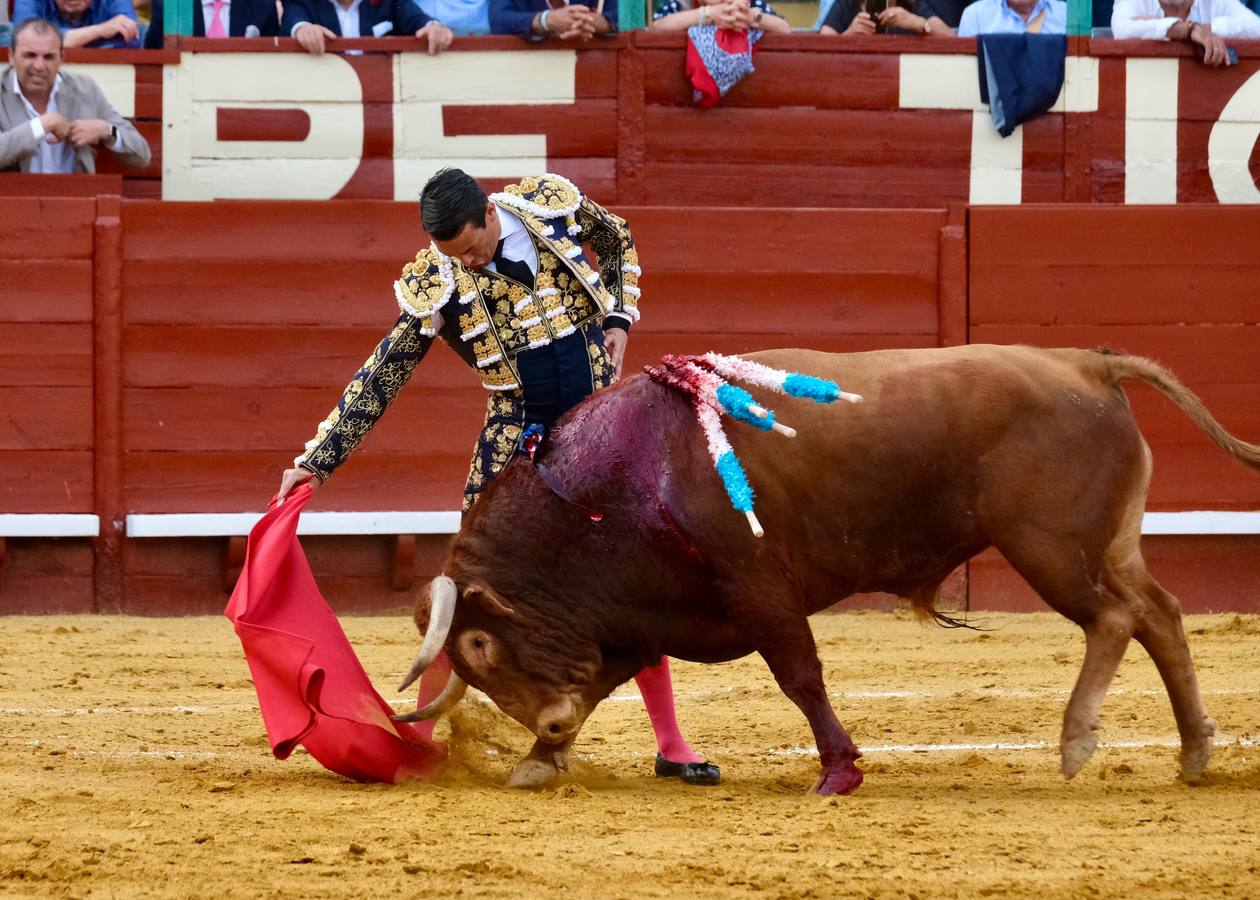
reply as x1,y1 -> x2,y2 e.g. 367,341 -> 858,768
534,695 -> 584,745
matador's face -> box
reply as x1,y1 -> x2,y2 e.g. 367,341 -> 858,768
432,201 -> 502,271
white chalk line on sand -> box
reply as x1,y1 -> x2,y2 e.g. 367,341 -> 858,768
15,734 -> 1257,765
768,736 -> 1258,756
2,686 -> 1258,717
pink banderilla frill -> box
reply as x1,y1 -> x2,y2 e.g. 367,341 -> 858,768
645,353 -> 863,538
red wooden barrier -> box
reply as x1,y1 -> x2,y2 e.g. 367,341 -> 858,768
968,204 -> 1260,611
0,194 -> 100,612
2,196 -> 1257,614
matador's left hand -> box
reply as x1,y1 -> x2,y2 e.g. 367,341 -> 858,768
604,327 -> 628,381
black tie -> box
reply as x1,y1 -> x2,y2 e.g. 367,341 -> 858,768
492,238 -> 535,291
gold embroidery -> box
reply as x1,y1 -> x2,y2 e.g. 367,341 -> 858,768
500,175 -> 581,214
342,378 -> 365,407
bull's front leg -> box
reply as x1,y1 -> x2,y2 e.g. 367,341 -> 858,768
505,737 -> 574,789
759,623 -> 864,796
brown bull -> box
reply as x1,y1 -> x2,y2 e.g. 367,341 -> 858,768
396,345 -> 1260,795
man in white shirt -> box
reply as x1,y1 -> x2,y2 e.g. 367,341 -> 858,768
0,18 -> 150,173
1112,0 -> 1260,65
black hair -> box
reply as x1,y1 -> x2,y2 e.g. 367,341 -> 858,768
12,18 -> 64,51
420,168 -> 488,241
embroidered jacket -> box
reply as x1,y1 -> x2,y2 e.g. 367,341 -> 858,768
294,173 -> 641,481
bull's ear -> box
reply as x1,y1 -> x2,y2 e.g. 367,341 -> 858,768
463,581 -> 516,618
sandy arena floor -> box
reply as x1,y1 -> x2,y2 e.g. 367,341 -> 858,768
1,609 -> 1258,899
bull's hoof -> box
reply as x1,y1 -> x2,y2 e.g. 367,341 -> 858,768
1060,733 -> 1099,780
506,757 -> 562,790
812,763 -> 864,796
1179,717 -> 1216,782
654,754 -> 721,786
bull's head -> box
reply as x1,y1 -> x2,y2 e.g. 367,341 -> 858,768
392,574 -> 607,747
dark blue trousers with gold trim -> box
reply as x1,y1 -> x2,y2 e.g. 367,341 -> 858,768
462,324 -> 615,513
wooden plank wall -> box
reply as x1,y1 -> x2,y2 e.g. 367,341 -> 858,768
968,205 -> 1260,612
118,201 -> 948,513
0,197 -> 98,611
4,197 -> 1258,614
632,35 -> 978,208
108,200 -> 948,613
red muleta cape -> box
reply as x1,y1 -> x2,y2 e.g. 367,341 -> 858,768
224,484 -> 446,783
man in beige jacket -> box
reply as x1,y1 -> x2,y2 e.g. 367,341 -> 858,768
1,17 -> 150,173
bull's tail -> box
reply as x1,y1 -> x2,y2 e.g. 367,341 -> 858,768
1096,350 -> 1260,471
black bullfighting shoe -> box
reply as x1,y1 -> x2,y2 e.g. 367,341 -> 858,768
654,754 -> 721,786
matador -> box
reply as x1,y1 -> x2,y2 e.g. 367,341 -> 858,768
276,168 -> 720,786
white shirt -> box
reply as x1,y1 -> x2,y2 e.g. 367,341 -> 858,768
487,206 -> 539,276
290,0 -> 364,36
202,0 -> 231,34
13,71 -> 75,175
1111,0 -> 1260,38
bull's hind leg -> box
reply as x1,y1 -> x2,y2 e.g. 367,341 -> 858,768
990,530 -> 1136,779
1123,568 -> 1216,780
757,617 -> 863,796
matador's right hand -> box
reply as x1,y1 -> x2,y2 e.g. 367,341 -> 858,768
277,467 -> 316,504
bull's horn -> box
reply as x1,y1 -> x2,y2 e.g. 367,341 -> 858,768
397,575 -> 458,692
391,673 -> 468,723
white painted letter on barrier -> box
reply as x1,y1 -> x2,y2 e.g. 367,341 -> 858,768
1124,58 -> 1180,205
393,51 -> 576,200
1208,71 -> 1260,204
162,53 -> 364,201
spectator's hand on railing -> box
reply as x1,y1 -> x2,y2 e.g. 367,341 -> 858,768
67,118 -> 111,149
295,23 -> 338,55
415,21 -> 454,54
709,0 -> 755,30
101,14 -> 140,44
39,111 -> 70,143
844,10 -> 876,34
879,5 -> 925,32
1188,22 -> 1231,66
277,467 -> 317,503
547,4 -> 595,39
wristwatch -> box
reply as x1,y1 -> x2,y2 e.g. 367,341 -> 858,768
922,16 -> 932,32
102,124 -> 118,146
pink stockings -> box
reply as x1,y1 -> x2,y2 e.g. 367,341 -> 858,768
634,657 -> 704,764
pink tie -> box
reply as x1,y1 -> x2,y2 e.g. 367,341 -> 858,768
208,0 -> 227,37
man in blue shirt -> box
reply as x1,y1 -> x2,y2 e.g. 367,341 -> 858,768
957,0 -> 1066,34
14,0 -> 141,48
411,0 -> 489,34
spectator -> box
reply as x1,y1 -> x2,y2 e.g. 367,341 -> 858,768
410,0 -> 489,34
820,0 -> 968,35
1,18 -> 151,172
281,0 -> 453,55
14,0 -> 140,47
651,0 -> 792,33
1111,0 -> 1260,64
957,0 -> 1065,35
143,0 -> 280,47
489,0 -> 616,41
